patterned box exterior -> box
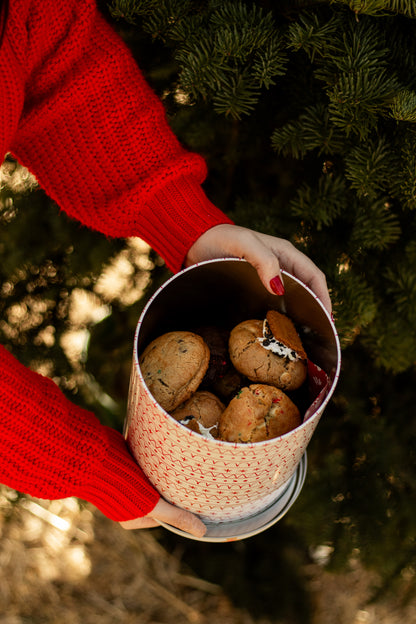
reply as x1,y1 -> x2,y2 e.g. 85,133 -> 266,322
125,260 -> 341,523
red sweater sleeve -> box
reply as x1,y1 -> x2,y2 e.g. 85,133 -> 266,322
6,0 -> 233,273
0,0 -> 234,519
0,346 -> 160,520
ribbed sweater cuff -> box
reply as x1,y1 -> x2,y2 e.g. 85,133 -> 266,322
78,427 -> 160,521
140,176 -> 234,273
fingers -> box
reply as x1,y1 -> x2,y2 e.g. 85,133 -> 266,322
301,267 -> 332,314
236,230 -> 332,314
274,239 -> 332,313
120,517 -> 161,530
186,224 -> 332,315
242,231 -> 283,290
120,499 -> 207,538
150,499 -> 207,537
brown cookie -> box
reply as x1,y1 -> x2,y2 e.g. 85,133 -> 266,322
219,384 -> 301,443
139,331 -> 210,412
171,390 -> 225,439
212,368 -> 246,402
194,325 -> 229,388
266,310 -> 307,360
228,319 -> 307,391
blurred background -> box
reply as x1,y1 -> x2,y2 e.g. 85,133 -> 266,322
1,0 -> 415,622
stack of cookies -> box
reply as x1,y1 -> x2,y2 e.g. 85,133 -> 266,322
139,310 -> 308,443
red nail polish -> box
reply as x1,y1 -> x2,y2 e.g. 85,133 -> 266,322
270,276 -> 285,296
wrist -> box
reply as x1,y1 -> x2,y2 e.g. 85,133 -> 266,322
185,223 -> 238,267
76,427 -> 160,521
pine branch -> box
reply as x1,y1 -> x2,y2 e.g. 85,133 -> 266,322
344,135 -> 395,198
384,240 -> 416,323
143,0 -> 290,118
328,68 -> 399,138
330,21 -> 388,75
107,0 -> 140,23
330,0 -> 416,18
290,175 -> 348,229
140,0 -> 196,40
271,102 -> 346,157
175,38 -> 231,99
108,0 -> 168,24
390,89 -> 416,122
353,238 -> 416,371
251,39 -> 288,89
287,12 -> 400,138
106,0 -> 416,374
287,10 -> 340,61
388,130 -> 416,209
271,117 -> 310,159
362,313 -> 416,372
350,199 -> 401,250
332,269 -> 378,346
209,2 -> 277,53
212,74 -> 260,119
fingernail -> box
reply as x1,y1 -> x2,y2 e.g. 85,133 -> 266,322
270,275 -> 285,296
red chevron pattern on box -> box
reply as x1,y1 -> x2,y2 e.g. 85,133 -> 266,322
125,260 -> 341,523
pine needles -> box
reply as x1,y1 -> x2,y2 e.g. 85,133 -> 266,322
110,0 -> 288,119
107,0 -> 416,370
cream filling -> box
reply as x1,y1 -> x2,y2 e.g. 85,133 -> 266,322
197,423 -> 217,440
257,319 -> 300,362
180,416 -> 217,440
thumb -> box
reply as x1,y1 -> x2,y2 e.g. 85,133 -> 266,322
119,499 -> 207,537
150,499 -> 207,537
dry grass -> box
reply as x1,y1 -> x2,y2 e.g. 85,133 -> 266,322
1,486 -> 415,624
0,488 -> 266,624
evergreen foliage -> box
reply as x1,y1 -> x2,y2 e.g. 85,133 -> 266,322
103,0 -> 416,593
2,0 -> 416,609
105,0 -> 416,371
331,0 -> 416,18
109,0 -> 288,117
0,170 -> 131,423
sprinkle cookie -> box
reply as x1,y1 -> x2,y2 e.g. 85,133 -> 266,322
219,384 -> 301,443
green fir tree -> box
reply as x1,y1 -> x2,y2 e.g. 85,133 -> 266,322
1,0 -> 416,617
102,0 -> 416,599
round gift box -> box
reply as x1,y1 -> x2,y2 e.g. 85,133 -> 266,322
125,259 -> 341,527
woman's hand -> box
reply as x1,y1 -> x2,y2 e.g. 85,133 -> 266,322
185,224 -> 332,314
121,224 -> 330,538
119,498 -> 207,538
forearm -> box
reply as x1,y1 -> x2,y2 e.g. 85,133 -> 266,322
0,346 -> 159,520
7,0 -> 232,272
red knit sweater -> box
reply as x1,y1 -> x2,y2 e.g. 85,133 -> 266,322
0,0 -> 232,520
